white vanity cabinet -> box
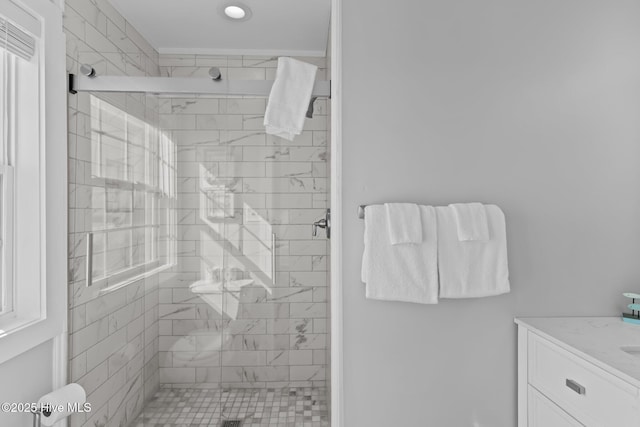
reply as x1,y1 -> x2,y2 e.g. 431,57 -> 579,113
528,386 -> 583,427
516,318 -> 640,427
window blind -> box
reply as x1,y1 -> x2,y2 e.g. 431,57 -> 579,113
0,16 -> 35,61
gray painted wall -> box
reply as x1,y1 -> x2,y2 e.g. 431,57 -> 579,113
0,341 -> 53,427
342,1 -> 640,425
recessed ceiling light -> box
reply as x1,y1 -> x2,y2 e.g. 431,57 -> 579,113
220,3 -> 252,21
225,6 -> 245,19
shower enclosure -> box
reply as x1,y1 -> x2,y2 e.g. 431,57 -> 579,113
68,55 -> 330,427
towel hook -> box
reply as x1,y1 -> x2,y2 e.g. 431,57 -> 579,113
358,205 -> 366,219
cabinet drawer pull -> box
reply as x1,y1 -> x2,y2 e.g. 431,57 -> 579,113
565,379 -> 586,395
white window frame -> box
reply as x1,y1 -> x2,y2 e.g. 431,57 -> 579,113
0,33 -> 42,330
0,165 -> 14,316
0,0 -> 66,365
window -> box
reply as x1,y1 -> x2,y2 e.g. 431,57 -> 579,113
0,0 -> 67,365
88,96 -> 175,291
0,15 -> 34,317
0,10 -> 42,327
0,163 -> 14,317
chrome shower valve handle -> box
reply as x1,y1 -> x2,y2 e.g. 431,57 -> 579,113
312,218 -> 327,236
312,209 -> 331,238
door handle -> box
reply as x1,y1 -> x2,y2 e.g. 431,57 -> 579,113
271,232 -> 276,279
86,232 -> 93,287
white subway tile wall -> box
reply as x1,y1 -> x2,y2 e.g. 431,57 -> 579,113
65,0 -> 162,426
157,54 -> 330,390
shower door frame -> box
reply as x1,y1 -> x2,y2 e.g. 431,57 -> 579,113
329,0 -> 344,425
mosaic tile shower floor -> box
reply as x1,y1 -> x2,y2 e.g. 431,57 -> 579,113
132,387 -> 329,427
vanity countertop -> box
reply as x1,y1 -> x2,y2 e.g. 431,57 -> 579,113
515,317 -> 640,388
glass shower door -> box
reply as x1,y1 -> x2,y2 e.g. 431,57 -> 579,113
68,90 -> 175,427
154,56 -> 330,426
69,55 -> 330,427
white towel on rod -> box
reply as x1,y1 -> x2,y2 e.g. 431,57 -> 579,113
385,203 -> 422,245
449,202 -> 489,241
436,204 -> 510,298
361,205 -> 438,304
264,57 -> 317,141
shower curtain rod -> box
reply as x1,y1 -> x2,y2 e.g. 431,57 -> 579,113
68,73 -> 331,97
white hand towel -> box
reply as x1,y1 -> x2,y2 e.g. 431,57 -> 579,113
385,203 -> 422,245
361,205 -> 438,304
436,205 -> 510,298
449,202 -> 490,241
264,57 -> 318,141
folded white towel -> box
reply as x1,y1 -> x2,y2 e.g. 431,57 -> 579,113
264,57 -> 318,141
385,203 -> 422,245
361,205 -> 438,304
436,205 -> 510,298
449,202 -> 489,241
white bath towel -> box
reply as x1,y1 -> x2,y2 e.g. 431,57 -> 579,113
436,205 -> 510,298
385,203 -> 422,245
264,57 -> 318,141
449,202 -> 489,241
361,205 -> 438,304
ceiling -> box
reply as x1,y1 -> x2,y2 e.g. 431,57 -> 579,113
107,0 -> 331,57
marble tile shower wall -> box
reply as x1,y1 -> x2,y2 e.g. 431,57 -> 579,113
157,54 -> 330,389
64,1 -> 162,426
